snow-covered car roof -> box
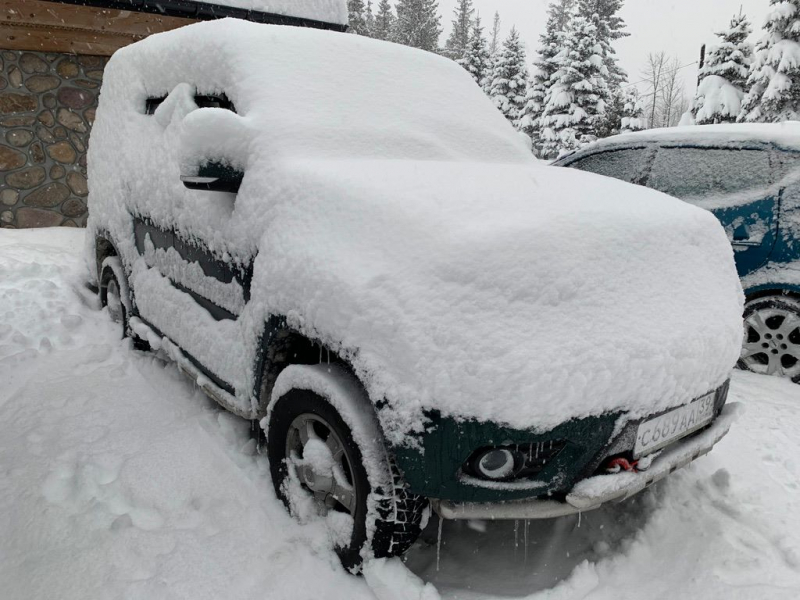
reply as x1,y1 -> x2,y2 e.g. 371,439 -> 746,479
564,122 -> 800,159
88,20 -> 743,445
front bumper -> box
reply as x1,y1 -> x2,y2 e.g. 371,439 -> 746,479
432,402 -> 741,520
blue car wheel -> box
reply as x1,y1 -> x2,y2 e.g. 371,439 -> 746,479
740,295 -> 800,381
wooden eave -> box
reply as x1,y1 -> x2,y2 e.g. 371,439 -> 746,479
0,0 -> 347,56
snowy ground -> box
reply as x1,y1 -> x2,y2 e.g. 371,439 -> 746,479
2,227 -> 800,600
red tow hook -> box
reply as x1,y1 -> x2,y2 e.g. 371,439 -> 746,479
605,457 -> 638,474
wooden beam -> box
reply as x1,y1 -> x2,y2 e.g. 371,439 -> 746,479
0,0 -> 196,55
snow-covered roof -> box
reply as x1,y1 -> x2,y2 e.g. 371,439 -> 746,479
579,122 -> 800,154
194,0 -> 348,25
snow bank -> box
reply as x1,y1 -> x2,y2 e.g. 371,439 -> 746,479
87,20 -> 743,446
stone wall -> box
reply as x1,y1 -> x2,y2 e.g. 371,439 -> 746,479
1,50 -> 106,229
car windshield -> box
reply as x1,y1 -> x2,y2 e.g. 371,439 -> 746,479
566,147 -> 648,184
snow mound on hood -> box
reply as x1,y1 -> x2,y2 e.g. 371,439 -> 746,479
253,158 -> 743,442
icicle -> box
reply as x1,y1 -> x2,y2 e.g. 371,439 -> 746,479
578,511 -> 582,528
524,519 -> 529,563
436,516 -> 443,572
514,519 -> 519,559
318,344 -> 322,364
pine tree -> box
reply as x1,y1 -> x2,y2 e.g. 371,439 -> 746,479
458,16 -> 492,89
348,0 -> 369,35
445,0 -> 475,60
740,1 -> 800,122
365,1 -> 376,36
685,13 -> 752,125
394,0 -> 442,52
489,27 -> 529,127
373,0 -> 396,41
539,16 -> 609,158
489,11 -> 501,56
620,87 -> 646,133
576,0 -> 629,87
521,0 -> 576,150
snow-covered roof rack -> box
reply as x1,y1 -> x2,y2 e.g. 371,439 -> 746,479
46,0 -> 349,31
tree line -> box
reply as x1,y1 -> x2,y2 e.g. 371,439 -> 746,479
348,0 -> 800,158
348,0 -> 642,159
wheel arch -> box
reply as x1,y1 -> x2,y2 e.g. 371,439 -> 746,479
252,317 -> 368,419
744,284 -> 800,304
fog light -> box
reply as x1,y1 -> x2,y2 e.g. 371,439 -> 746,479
476,448 -> 517,480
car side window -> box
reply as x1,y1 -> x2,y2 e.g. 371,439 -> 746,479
145,92 -> 236,115
773,149 -> 800,181
566,148 -> 649,184
648,147 -> 771,205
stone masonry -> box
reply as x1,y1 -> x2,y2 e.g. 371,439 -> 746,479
1,50 -> 106,229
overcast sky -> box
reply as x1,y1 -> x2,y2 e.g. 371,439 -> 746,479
437,0 -> 772,94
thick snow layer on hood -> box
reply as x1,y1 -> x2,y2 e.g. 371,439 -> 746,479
87,20 -> 742,444
196,0 -> 347,25
248,159 -> 743,440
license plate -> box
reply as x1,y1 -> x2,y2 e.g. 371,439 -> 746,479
634,393 -> 716,458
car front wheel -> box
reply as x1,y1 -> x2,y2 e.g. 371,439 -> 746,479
266,387 -> 428,570
739,295 -> 800,382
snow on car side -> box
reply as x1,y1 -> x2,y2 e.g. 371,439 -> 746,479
86,19 -> 743,568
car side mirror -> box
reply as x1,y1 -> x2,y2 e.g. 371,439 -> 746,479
181,161 -> 243,193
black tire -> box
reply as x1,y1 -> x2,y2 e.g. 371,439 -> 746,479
100,264 -> 127,339
266,388 -> 428,570
738,295 -> 800,383
100,262 -> 149,351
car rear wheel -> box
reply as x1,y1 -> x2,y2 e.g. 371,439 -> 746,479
266,388 -> 428,571
100,263 -> 128,339
739,295 -> 800,382
99,259 -> 149,350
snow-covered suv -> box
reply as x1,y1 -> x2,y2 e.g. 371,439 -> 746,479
87,19 -> 743,568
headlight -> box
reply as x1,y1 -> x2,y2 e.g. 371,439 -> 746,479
475,448 -> 518,479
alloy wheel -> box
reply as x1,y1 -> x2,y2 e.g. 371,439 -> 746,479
285,413 -> 357,515
741,306 -> 800,378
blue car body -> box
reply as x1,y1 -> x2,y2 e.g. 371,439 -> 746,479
554,123 -> 800,300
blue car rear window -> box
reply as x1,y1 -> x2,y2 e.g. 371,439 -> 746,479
648,147 -> 771,205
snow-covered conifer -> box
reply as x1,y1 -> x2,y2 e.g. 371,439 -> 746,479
365,1 -> 375,36
521,0 -> 576,150
445,0 -> 475,60
620,87 -> 646,133
684,13 -> 752,125
576,0 -> 628,87
348,0 -> 369,35
373,0 -> 396,41
458,16 -> 492,89
394,0 -> 442,52
741,1 -> 800,122
489,27 -> 529,127
539,16 -> 609,158
489,11 -> 501,56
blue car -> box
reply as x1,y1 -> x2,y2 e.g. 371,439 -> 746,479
555,123 -> 800,382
